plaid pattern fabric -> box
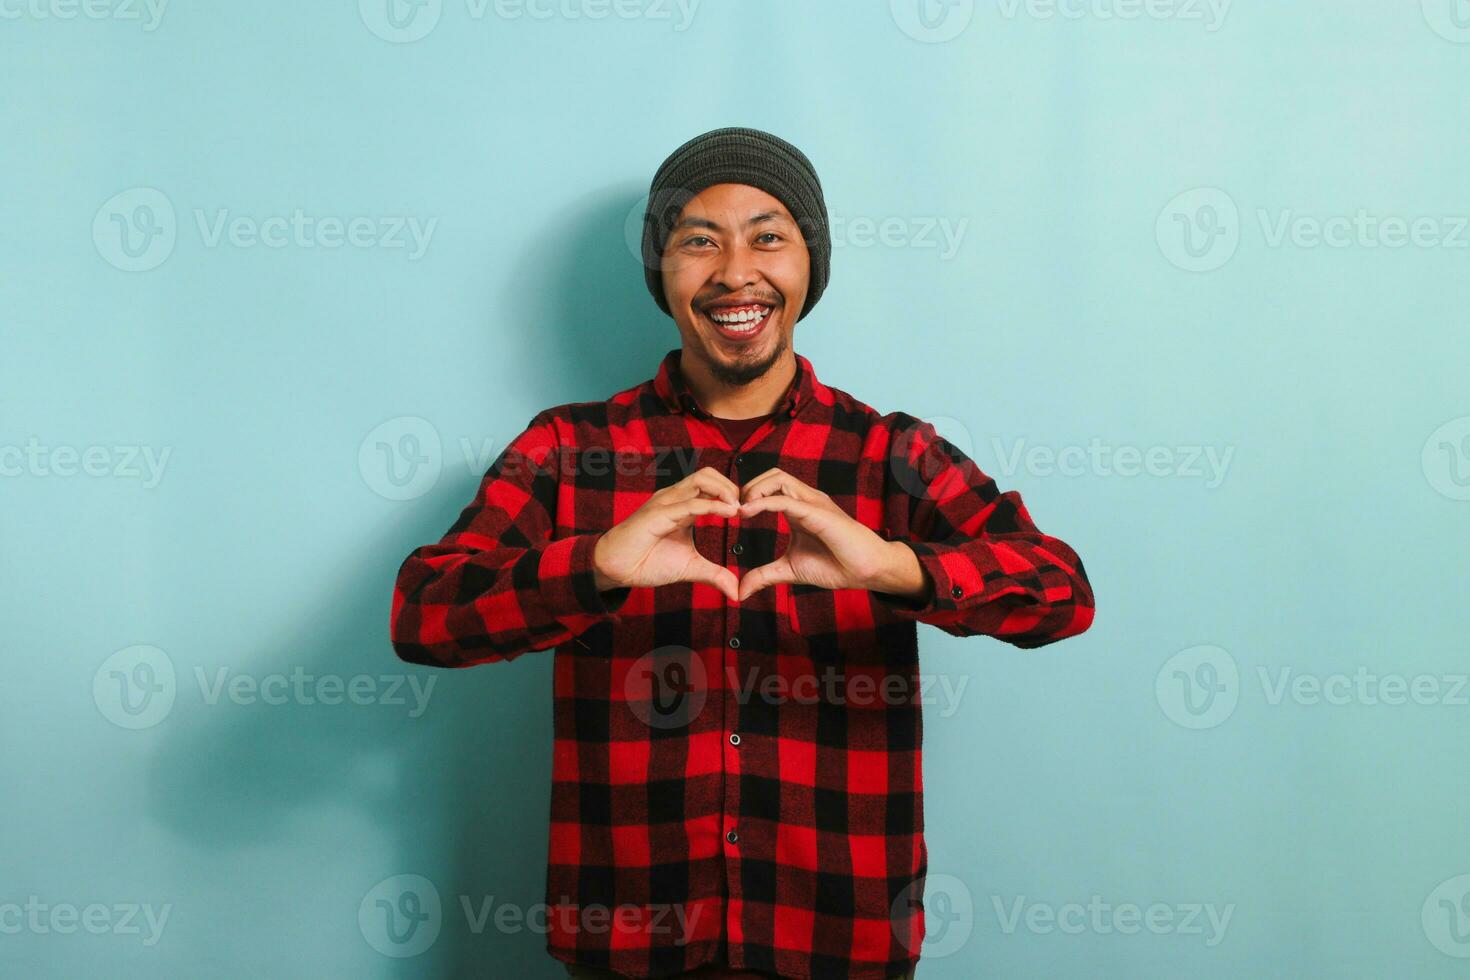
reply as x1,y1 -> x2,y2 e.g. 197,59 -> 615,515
390,348 -> 1095,979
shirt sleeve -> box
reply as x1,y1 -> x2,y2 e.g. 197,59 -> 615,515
390,410 -> 631,667
871,413 -> 1095,648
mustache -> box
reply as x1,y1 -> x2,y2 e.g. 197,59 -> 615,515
698,294 -> 781,309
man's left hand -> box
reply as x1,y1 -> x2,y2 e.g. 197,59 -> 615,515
734,468 -> 932,604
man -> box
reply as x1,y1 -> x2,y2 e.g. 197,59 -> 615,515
391,127 -> 1095,979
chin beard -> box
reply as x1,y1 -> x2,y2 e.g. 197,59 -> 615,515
703,326 -> 787,387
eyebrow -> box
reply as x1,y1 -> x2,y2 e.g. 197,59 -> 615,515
671,210 -> 791,233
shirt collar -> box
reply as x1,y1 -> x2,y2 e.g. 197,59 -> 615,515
653,347 -> 821,421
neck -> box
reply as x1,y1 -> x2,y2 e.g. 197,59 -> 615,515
679,347 -> 796,419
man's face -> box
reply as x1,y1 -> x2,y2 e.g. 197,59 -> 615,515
659,183 -> 810,387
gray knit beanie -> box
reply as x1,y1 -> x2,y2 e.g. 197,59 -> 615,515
641,126 -> 831,322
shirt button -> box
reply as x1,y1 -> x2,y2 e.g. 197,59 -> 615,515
951,585 -> 964,598
726,830 -> 739,844
729,732 -> 741,746
734,455 -> 744,466
731,543 -> 744,556
728,635 -> 741,649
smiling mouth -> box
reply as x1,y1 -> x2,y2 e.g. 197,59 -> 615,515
702,303 -> 775,343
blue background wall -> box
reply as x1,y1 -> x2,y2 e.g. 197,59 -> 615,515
4,1 -> 1469,976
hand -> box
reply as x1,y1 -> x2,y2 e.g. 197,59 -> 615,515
592,467 -> 741,603
734,468 -> 931,603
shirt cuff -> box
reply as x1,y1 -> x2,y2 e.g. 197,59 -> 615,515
869,538 -> 972,618
537,532 -> 632,622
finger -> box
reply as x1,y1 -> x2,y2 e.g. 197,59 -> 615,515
743,472 -> 826,505
738,559 -> 795,602
738,493 -> 826,530
685,558 -> 740,604
655,497 -> 739,533
660,477 -> 735,509
667,467 -> 740,506
739,466 -> 786,498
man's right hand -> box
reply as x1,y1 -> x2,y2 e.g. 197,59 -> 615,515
591,467 -> 741,604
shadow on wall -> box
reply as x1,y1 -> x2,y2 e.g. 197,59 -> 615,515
144,186 -> 679,978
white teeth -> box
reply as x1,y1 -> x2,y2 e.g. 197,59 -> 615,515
708,306 -> 771,330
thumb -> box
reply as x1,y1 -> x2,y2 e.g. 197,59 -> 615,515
738,560 -> 796,602
686,558 -> 740,604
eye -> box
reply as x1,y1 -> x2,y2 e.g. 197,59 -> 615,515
756,232 -> 782,244
682,235 -> 714,248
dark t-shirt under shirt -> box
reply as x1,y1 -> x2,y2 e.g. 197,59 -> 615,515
712,413 -> 771,451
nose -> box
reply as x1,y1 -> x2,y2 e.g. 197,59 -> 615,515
712,239 -> 760,293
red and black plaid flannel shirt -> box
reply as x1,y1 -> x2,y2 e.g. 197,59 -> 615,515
390,348 -> 1095,979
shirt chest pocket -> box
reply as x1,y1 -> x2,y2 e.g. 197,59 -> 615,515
781,581 -> 899,670
783,582 -> 828,638
780,582 -> 874,668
